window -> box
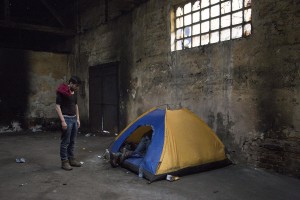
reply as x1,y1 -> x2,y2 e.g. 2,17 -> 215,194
171,0 -> 252,51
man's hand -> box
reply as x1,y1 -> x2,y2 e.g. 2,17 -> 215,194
77,120 -> 81,128
62,121 -> 67,130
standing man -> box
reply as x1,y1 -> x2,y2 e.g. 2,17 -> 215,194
56,76 -> 82,170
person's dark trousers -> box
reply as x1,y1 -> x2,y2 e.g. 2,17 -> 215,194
60,116 -> 78,161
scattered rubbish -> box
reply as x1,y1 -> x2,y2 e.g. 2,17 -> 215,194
62,183 -> 67,186
166,175 -> 180,182
85,133 -> 91,137
16,158 -> 26,163
30,125 -> 42,132
114,133 -> 118,136
103,149 -> 110,160
97,149 -> 111,161
80,161 -> 84,165
82,148 -> 86,150
0,121 -> 22,133
102,130 -> 110,134
12,121 -> 22,132
19,183 -> 27,187
0,126 -> 10,133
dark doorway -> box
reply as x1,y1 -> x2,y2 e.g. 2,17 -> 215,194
0,49 -> 29,127
89,62 -> 119,134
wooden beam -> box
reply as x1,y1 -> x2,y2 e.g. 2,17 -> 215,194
4,0 -> 10,20
0,20 -> 76,36
40,0 -> 66,27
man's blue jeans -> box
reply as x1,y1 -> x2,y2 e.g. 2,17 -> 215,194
60,116 -> 78,161
131,135 -> 151,157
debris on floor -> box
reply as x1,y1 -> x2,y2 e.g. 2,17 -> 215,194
30,125 -> 42,132
0,121 -> 22,133
0,126 -> 10,133
11,121 -> 22,132
103,130 -> 110,133
102,149 -> 110,160
16,158 -> 26,163
166,175 -> 180,182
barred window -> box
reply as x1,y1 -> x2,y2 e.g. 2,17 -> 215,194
171,0 -> 252,51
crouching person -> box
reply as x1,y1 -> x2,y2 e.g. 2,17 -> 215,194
110,130 -> 152,167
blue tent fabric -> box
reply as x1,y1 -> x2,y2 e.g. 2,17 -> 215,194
110,109 -> 166,174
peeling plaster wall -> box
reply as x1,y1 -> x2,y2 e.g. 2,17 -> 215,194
77,0 -> 300,177
0,48 -> 71,130
26,51 -> 71,118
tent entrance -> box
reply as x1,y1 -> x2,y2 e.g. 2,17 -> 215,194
120,126 -> 153,174
119,125 -> 153,162
125,125 -> 152,145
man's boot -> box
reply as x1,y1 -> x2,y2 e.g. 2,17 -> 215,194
61,160 -> 73,170
110,152 -> 121,168
69,158 -> 82,167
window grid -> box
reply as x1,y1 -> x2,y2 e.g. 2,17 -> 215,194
174,0 -> 252,51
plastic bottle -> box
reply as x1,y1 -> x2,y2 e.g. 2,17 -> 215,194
138,165 -> 143,178
105,149 -> 109,159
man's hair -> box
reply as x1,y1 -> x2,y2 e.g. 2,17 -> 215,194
69,76 -> 81,85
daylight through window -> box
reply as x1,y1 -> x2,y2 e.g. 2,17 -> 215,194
171,0 -> 252,51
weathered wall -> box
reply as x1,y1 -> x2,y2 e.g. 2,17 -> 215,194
26,51 -> 72,128
0,48 -> 72,131
77,0 -> 300,177
76,5 -> 134,128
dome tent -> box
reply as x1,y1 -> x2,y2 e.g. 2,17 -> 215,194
110,107 -> 230,182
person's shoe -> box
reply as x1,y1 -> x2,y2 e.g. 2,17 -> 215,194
62,160 -> 73,170
110,152 -> 121,167
69,158 -> 82,167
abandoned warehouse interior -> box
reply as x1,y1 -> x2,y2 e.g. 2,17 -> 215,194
0,0 -> 299,187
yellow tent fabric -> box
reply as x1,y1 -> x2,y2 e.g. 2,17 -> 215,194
157,109 -> 226,174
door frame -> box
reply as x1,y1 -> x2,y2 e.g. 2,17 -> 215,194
89,62 -> 119,133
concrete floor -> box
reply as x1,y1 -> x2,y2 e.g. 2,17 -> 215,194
0,132 -> 299,200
